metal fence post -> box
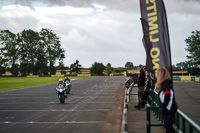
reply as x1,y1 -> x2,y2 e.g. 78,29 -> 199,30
146,90 -> 200,133
189,124 -> 193,133
138,91 -> 140,110
176,113 -> 180,131
182,118 -> 186,133
147,105 -> 151,133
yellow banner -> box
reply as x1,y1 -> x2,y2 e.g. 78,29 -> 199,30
51,75 -> 65,77
181,76 -> 191,81
27,75 -> 39,78
195,78 -> 199,82
77,74 -> 91,77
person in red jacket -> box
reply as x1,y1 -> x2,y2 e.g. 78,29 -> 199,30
156,67 -> 178,133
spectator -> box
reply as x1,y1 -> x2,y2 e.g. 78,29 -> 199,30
135,64 -> 145,108
156,67 -> 178,133
139,70 -> 155,108
137,64 -> 145,90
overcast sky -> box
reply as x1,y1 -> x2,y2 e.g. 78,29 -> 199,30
0,0 -> 200,68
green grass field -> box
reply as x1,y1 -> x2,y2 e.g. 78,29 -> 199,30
0,76 -> 85,92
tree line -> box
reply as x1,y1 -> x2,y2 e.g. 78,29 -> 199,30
0,28 -> 65,76
68,61 -> 136,76
94,30 -> 200,75
0,27 -> 135,76
1,29 -> 199,76
173,30 -> 200,75
88,30 -> 200,76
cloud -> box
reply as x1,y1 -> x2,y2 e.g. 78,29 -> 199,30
165,0 -> 200,15
56,9 -> 145,67
0,5 -> 40,33
2,0 -> 140,12
0,0 -> 200,68
2,0 -> 200,15
0,4 -> 144,67
168,13 -> 200,64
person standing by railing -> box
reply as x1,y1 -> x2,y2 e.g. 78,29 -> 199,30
137,64 -> 145,93
134,64 -> 145,108
139,70 -> 155,108
156,67 -> 178,133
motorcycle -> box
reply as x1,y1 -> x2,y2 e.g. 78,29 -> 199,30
56,84 -> 66,104
65,81 -> 71,94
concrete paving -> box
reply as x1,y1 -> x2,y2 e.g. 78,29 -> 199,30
0,76 -> 126,133
127,85 -> 165,133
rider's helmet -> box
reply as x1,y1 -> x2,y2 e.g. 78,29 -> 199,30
59,78 -> 63,84
65,77 -> 69,80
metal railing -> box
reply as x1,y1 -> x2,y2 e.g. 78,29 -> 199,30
125,82 -> 135,102
137,90 -> 200,133
174,110 -> 200,133
122,79 -> 135,133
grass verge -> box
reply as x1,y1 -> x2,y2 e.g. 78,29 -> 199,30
0,76 -> 88,92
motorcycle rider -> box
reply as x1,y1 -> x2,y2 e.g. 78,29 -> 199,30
57,78 -> 65,86
64,77 -> 70,83
56,78 -> 67,97
64,76 -> 72,87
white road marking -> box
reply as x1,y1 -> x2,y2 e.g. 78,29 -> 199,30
0,102 -> 113,104
5,117 -> 15,119
0,109 -> 110,112
0,96 -> 114,98
3,121 -> 13,124
2,121 -> 103,124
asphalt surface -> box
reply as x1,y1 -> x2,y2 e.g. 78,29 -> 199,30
0,76 -> 126,133
173,81 -> 200,125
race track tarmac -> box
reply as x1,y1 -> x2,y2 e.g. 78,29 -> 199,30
173,81 -> 200,125
0,76 -> 126,133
